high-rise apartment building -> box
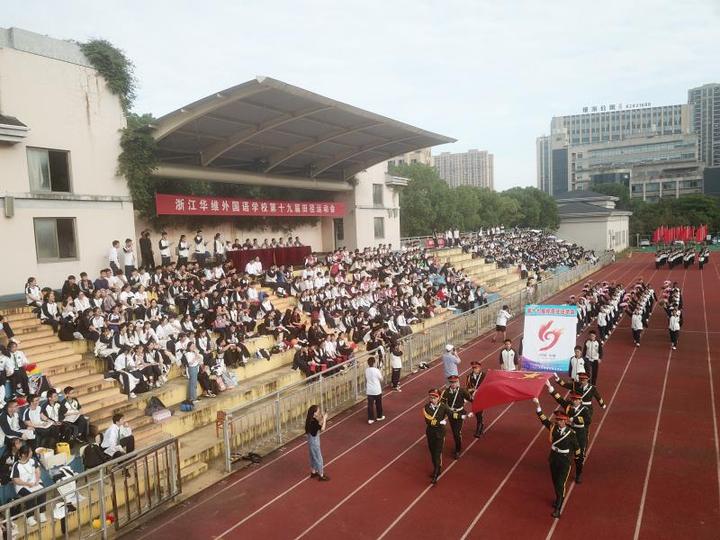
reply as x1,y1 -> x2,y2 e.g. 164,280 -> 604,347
688,83 -> 720,167
536,136 -> 551,193
433,149 -> 494,189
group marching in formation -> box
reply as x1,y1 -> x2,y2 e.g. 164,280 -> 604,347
420,273 -> 685,519
655,246 -> 710,269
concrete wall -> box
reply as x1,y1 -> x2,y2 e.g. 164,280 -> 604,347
348,162 -> 401,250
557,214 -> 629,253
0,36 -> 132,298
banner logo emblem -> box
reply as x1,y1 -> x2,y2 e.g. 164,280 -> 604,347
538,321 -> 563,352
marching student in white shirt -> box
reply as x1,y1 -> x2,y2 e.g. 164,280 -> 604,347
492,305 -> 512,343
365,356 -> 385,424
582,330 -> 603,386
631,308 -> 644,347
568,346 -> 587,382
668,308 -> 681,350
498,339 -> 518,371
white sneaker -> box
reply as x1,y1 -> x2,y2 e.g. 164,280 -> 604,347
672,346 -> 677,350
129,392 -> 137,399
377,416 -> 386,421
26,516 -> 37,527
39,513 -> 47,523
368,419 -> 375,425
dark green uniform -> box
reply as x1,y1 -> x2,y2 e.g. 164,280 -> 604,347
536,410 -> 580,516
466,370 -> 486,436
440,385 -> 473,457
550,391 -> 590,482
423,401 -> 450,483
556,378 -> 606,425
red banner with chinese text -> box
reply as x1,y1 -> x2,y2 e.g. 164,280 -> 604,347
155,193 -> 346,217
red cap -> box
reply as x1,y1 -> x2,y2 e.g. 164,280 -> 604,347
569,392 -> 582,400
470,360 -> 482,367
553,409 -> 569,420
578,372 -> 590,380
428,389 -> 440,398
447,375 -> 459,382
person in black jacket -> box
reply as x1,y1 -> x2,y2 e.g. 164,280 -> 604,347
60,275 -> 80,301
139,230 -> 155,270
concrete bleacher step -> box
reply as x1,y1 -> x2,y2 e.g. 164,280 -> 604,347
1,307 -> 36,320
180,461 -> 209,483
21,340 -> 74,356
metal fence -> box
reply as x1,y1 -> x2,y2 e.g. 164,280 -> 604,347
222,253 -> 614,472
0,438 -> 181,540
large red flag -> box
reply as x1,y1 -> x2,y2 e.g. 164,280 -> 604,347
472,370 -> 552,412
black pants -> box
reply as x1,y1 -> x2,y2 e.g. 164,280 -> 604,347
549,452 -> 572,503
448,414 -> 464,453
367,394 -> 383,420
669,330 -> 679,347
598,325 -> 608,341
426,427 -> 445,476
574,427 -> 587,477
587,360 -> 599,386
632,329 -> 642,344
10,369 -> 30,396
17,487 -> 46,514
65,416 -> 90,440
475,410 -> 484,435
110,262 -> 120,275
391,368 -> 401,389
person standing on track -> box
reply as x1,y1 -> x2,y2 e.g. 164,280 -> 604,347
631,308 -> 644,347
568,346 -> 586,382
582,330 -> 603,385
365,356 -> 385,424
440,375 -> 474,459
442,344 -> 461,381
532,398 -> 580,518
668,307 -> 681,350
498,338 -> 518,371
423,388 -> 450,485
491,305 -> 512,343
305,405 -> 329,481
466,360 -> 486,437
546,381 -> 590,484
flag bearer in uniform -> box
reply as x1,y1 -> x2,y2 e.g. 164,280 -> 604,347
555,372 -> 606,428
441,375 -> 474,459
423,389 -> 450,485
545,381 -> 590,483
532,398 -> 580,518
466,361 -> 486,437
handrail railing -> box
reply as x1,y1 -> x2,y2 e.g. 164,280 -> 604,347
221,253 -> 614,472
0,437 -> 180,539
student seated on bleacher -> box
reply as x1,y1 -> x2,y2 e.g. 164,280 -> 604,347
101,413 -> 135,459
11,444 -> 47,525
59,387 -> 90,442
0,400 -> 35,450
22,394 -> 59,449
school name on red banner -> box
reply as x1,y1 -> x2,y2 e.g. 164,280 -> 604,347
155,194 -> 345,217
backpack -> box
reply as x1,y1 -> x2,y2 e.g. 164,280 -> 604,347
144,396 -> 167,416
82,443 -> 107,469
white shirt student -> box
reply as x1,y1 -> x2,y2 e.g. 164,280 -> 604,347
102,420 -> 133,457
496,308 -> 512,327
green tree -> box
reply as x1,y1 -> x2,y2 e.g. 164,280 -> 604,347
588,182 -> 632,209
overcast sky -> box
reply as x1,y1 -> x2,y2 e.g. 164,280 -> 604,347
4,0 -> 720,190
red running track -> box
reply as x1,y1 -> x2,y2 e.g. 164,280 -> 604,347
122,254 -> 720,540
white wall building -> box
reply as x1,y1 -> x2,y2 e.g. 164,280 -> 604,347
555,191 -> 631,253
0,28 -> 134,299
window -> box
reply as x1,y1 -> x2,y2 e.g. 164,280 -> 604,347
27,148 -> 71,192
373,217 -> 385,239
372,184 -> 384,207
33,218 -> 78,261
